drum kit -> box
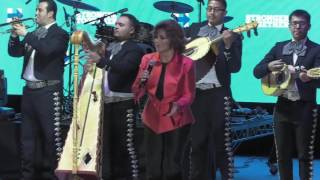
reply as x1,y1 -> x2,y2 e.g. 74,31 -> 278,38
55,0 -> 233,45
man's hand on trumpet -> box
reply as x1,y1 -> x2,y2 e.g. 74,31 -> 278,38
10,18 -> 28,37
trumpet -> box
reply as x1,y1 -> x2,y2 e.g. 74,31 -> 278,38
3,25 -> 34,34
0,18 -> 34,27
0,18 -> 35,34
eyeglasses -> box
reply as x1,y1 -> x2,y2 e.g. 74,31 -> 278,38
206,7 -> 225,13
289,21 -> 308,28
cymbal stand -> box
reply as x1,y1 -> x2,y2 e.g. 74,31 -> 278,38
196,0 -> 204,22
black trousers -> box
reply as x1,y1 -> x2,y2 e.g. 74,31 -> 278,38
144,125 -> 190,180
189,88 -> 233,180
268,141 -> 277,164
20,84 -> 63,180
101,99 -> 139,180
273,97 -> 318,180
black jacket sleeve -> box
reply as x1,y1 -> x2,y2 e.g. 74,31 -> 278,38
253,43 -> 280,79
8,36 -> 25,57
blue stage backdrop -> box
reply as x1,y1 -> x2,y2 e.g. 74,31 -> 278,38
0,0 -> 319,103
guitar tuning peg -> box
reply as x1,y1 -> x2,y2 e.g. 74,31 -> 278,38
246,30 -> 251,38
254,28 -> 258,36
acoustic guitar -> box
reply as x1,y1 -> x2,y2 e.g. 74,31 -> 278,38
261,66 -> 320,96
183,21 -> 258,61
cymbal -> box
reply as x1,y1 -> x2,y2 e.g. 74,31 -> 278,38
153,1 -> 193,14
56,0 -> 100,11
224,16 -> 233,23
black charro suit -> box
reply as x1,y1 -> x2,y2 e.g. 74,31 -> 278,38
254,39 -> 320,180
97,40 -> 143,92
185,21 -> 242,180
8,23 -> 69,180
8,24 -> 68,81
97,40 -> 144,180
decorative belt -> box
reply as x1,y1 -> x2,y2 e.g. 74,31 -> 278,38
196,83 -> 222,90
26,80 -> 60,89
104,96 -> 133,104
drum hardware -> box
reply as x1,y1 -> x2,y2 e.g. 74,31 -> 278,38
56,0 -> 100,11
196,0 -> 204,22
153,1 -> 193,21
84,8 -> 128,25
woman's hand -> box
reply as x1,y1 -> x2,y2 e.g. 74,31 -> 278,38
140,69 -> 151,85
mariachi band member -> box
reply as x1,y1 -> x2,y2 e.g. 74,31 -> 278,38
85,14 -> 144,180
8,0 -> 69,179
254,9 -> 320,180
184,0 -> 242,179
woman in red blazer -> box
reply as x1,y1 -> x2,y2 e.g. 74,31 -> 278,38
132,20 -> 195,180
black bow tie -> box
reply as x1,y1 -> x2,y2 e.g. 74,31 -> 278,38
282,41 -> 307,56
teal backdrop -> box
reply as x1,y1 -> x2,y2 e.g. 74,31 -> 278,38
0,0 -> 320,103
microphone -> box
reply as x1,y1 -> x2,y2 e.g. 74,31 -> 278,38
117,8 -> 128,14
63,7 -> 70,27
25,0 -> 32,4
140,60 -> 157,87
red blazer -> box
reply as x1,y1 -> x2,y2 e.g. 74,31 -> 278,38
132,52 -> 195,134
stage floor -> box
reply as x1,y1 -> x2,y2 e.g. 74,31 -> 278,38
231,156 -> 320,180
0,156 -> 319,179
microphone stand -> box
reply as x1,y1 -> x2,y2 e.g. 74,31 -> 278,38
83,8 -> 128,25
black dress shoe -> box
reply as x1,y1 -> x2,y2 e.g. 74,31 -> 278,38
266,161 -> 278,175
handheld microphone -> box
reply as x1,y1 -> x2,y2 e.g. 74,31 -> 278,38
63,7 -> 70,27
140,60 -> 157,87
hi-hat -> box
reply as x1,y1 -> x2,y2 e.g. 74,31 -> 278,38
56,0 -> 100,11
224,16 -> 233,23
153,1 -> 193,14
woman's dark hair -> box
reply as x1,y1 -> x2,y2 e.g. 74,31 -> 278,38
153,20 -> 185,54
120,14 -> 140,38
